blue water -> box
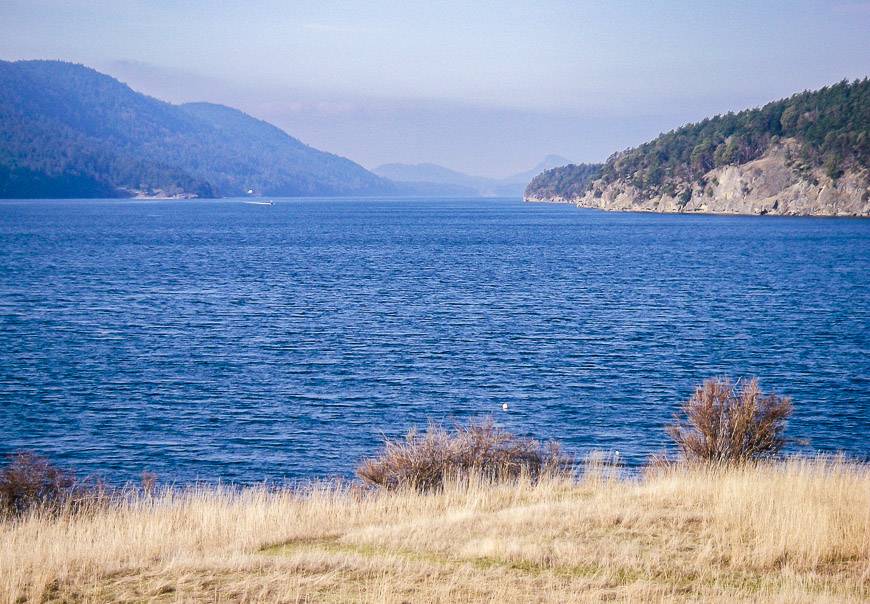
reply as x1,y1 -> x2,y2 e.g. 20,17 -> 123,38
0,198 -> 868,483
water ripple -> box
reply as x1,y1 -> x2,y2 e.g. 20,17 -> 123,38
0,197 -> 868,483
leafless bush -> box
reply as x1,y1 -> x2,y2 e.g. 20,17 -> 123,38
140,471 -> 158,497
581,451 -> 624,484
0,452 -> 117,518
0,452 -> 80,517
666,377 -> 793,464
357,418 -> 570,491
641,450 -> 680,479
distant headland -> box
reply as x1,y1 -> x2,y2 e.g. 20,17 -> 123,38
525,79 -> 870,217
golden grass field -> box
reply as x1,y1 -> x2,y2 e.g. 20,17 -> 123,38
1,457 -> 868,603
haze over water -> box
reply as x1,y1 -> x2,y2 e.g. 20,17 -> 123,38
1,198 -> 868,483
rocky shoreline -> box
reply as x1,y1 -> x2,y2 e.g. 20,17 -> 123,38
526,144 -> 869,217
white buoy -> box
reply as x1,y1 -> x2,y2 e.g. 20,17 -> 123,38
501,403 -> 509,411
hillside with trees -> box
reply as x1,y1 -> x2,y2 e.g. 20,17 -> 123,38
0,60 -> 397,198
525,79 -> 869,216
524,163 -> 602,201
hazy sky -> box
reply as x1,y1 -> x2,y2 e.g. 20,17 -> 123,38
1,0 -> 868,176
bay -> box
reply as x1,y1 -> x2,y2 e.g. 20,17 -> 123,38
0,197 -> 867,483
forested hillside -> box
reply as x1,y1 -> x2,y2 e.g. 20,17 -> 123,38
0,60 -> 396,198
524,163 -> 602,201
525,79 -> 869,215
598,78 -> 868,196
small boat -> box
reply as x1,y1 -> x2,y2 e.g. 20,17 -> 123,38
243,201 -> 274,206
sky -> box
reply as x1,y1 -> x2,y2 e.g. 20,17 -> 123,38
1,0 -> 868,177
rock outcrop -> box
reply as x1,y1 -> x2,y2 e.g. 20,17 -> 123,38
528,144 -> 869,216
524,79 -> 869,216
564,146 -> 870,216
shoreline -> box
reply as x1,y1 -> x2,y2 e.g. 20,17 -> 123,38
524,196 -> 870,218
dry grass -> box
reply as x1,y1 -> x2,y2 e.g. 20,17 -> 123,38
1,457 -> 867,603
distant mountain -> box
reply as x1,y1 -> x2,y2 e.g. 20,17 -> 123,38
374,163 -> 483,190
391,180 -> 480,197
0,60 -> 397,198
373,156 -> 573,197
526,79 -> 869,216
503,155 -> 572,184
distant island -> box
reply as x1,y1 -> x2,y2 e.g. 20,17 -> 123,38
0,60 -> 401,199
525,79 -> 870,216
374,155 -> 572,198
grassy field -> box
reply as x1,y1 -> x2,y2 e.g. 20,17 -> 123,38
1,457 -> 868,603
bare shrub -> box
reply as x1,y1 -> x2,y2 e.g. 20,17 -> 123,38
140,471 -> 158,497
0,452 -> 78,517
642,451 -> 680,480
581,451 -> 624,484
357,418 -> 569,491
666,377 -> 793,464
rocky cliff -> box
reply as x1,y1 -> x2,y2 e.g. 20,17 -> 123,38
527,142 -> 868,216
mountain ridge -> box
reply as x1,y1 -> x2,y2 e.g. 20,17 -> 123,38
374,155 -> 572,197
0,60 -> 397,198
